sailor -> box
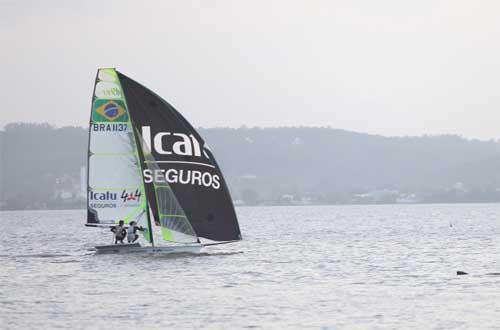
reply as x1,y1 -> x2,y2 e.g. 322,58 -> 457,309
111,220 -> 126,244
127,221 -> 144,243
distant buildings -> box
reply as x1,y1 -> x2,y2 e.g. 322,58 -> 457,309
53,172 -> 85,205
228,181 -> 499,206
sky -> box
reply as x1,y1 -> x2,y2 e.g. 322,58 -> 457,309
1,0 -> 500,139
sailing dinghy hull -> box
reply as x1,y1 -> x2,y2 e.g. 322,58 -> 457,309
94,243 -> 202,255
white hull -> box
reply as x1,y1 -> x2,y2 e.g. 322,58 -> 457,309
94,243 -> 202,255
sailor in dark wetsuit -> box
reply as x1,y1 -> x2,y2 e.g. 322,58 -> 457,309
127,221 -> 144,243
111,220 -> 126,244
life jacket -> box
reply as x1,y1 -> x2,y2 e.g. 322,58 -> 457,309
127,225 -> 137,240
115,225 -> 126,239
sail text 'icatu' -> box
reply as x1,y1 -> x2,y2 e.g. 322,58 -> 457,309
141,126 -> 221,190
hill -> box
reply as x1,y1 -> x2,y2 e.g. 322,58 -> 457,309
1,123 -> 499,209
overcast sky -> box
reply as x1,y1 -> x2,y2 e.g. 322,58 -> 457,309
2,0 -> 500,139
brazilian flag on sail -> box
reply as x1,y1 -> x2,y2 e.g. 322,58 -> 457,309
92,99 -> 128,122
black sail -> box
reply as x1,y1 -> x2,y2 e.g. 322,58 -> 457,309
117,72 -> 242,242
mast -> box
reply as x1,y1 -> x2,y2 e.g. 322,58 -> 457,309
86,71 -> 99,224
146,206 -> 154,247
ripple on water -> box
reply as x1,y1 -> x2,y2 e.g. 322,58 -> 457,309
1,205 -> 500,329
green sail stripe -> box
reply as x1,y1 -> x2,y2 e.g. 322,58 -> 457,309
154,183 -> 173,240
122,204 -> 145,225
161,227 -> 173,241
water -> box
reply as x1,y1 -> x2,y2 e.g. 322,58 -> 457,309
1,204 -> 500,329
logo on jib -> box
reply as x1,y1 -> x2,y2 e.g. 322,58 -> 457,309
89,189 -> 141,206
89,190 -> 117,209
121,189 -> 141,203
89,191 -> 117,201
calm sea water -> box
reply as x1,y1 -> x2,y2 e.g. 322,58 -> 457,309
1,204 -> 500,329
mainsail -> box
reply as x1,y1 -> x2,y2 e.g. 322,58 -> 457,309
87,68 -> 242,244
86,69 -> 153,243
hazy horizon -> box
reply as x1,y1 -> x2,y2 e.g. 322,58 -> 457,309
2,1 -> 500,140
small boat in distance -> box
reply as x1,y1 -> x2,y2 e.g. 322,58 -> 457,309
86,68 -> 242,254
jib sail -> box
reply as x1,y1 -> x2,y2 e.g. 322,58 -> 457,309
86,68 -> 152,243
117,71 -> 242,242
135,127 -> 199,243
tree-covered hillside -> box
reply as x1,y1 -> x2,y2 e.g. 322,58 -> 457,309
1,123 -> 499,209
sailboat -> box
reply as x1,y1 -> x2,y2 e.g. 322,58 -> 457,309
86,68 -> 242,254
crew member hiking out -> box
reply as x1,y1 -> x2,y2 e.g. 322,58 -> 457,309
127,221 -> 144,243
111,220 -> 126,244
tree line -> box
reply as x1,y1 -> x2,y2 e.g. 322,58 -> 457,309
1,123 -> 499,209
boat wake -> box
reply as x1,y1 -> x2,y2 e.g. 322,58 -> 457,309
197,251 -> 244,257
8,253 -> 74,258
